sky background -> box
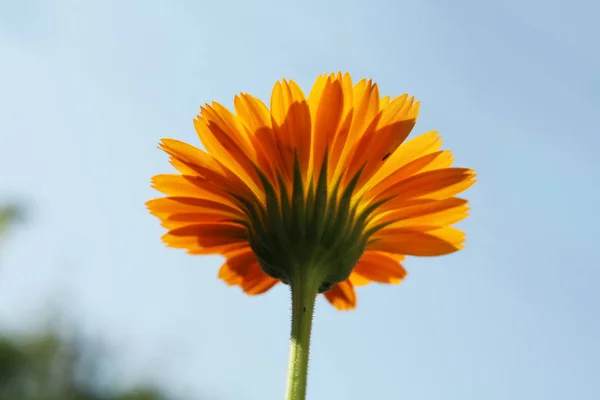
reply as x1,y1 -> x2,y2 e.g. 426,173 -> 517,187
1,0 -> 599,399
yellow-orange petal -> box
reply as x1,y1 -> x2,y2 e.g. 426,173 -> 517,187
377,95 -> 417,128
167,156 -> 201,176
348,271 -> 372,287
210,101 -> 255,151
234,93 -> 272,133
352,251 -> 407,284
307,74 -> 328,119
159,138 -> 223,174
379,95 -> 391,109
369,226 -> 465,256
323,280 -> 357,311
386,130 -> 443,167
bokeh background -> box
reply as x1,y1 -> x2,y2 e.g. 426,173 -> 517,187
1,0 -> 599,399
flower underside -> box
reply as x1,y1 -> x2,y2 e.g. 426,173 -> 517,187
147,72 -> 476,310
238,151 -> 394,292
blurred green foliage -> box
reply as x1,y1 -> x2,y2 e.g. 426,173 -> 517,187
0,202 -> 187,399
0,332 -> 170,400
0,204 -> 21,238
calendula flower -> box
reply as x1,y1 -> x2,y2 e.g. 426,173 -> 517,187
147,72 -> 474,310
147,72 -> 475,400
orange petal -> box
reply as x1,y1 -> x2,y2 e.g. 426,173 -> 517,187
348,271 -> 372,287
379,95 -> 391,108
387,130 -> 444,167
271,79 -> 311,181
150,175 -> 240,210
162,222 -> 247,250
187,242 -> 247,255
311,75 -> 344,178
218,248 -> 256,285
328,72 -> 355,180
363,150 -> 454,201
352,117 -> 417,190
376,95 -> 418,130
194,106 -> 263,198
347,79 -> 380,148
159,138 -> 223,174
167,157 -> 200,176
375,168 -> 476,203
307,74 -> 328,118
361,94 -> 420,176
369,197 -> 469,229
210,102 -> 255,151
160,212 -> 236,230
159,139 -> 253,199
288,80 -> 312,177
420,177 -> 477,200
234,93 -> 281,183
218,248 -> 279,295
241,264 -> 280,295
369,226 -> 465,256
333,79 -> 380,183
323,280 -> 356,311
234,93 -> 272,133
352,251 -> 407,284
146,197 -> 240,219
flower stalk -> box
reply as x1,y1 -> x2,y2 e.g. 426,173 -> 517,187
285,267 -> 322,400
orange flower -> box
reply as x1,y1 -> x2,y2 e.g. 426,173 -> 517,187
147,72 -> 475,311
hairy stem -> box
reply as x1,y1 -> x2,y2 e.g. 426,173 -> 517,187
285,269 -> 321,400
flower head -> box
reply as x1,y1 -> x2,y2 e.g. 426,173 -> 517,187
147,72 -> 475,310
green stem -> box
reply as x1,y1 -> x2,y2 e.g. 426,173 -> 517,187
285,270 -> 321,400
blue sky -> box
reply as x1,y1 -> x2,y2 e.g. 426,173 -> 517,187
1,0 -> 599,399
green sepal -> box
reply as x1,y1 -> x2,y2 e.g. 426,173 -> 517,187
290,152 -> 306,242
311,150 -> 329,243
277,172 -> 292,233
242,153 -> 394,291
